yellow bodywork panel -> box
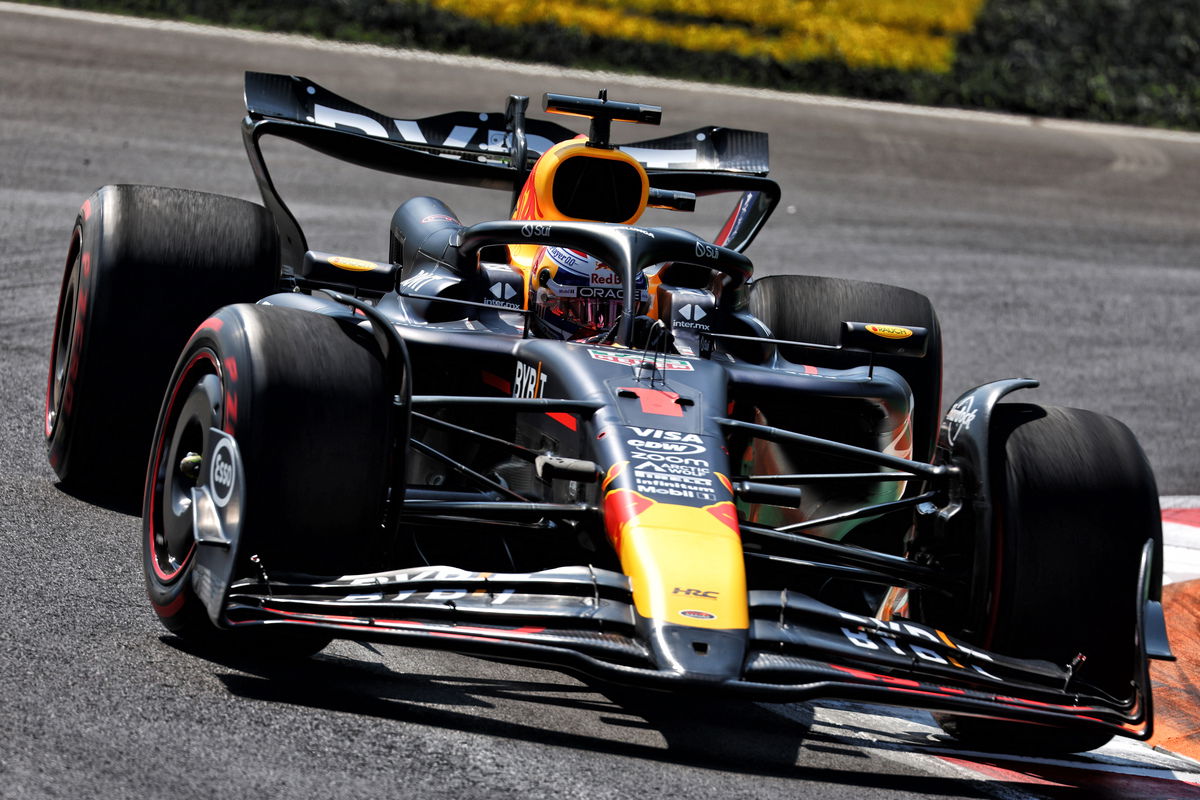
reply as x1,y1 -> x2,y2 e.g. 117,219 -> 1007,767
606,489 -> 748,630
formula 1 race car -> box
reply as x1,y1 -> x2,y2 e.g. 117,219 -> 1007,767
45,73 -> 1173,755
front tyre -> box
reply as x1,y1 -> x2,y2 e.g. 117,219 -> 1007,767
934,404 -> 1162,754
143,304 -> 392,655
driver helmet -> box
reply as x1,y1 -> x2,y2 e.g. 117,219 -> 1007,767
531,246 -> 648,341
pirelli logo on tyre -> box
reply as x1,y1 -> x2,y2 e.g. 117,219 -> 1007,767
866,324 -> 913,340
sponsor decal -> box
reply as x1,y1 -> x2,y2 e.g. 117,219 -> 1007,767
673,587 -> 719,599
312,104 -> 388,137
588,349 -> 694,371
633,469 -> 713,488
328,256 -> 377,272
680,609 -> 717,621
343,588 -> 517,605
345,567 -> 485,586
673,303 -> 712,331
626,431 -> 717,498
634,460 -> 710,478
545,248 -> 590,271
694,240 -> 720,260
626,427 -> 702,442
210,437 -> 236,508
866,324 -> 913,340
521,223 -> 552,238
627,439 -> 706,455
620,145 -> 698,169
420,214 -> 458,224
944,396 -> 977,446
400,272 -> 444,292
576,286 -> 622,299
487,282 -> 519,307
617,227 -> 655,238
837,611 -> 1001,681
590,266 -> 621,286
513,361 -> 548,399
633,471 -> 717,501
628,452 -> 709,467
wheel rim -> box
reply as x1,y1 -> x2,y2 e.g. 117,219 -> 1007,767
45,238 -> 82,439
148,350 -> 223,582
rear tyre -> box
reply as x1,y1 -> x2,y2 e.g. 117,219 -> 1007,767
747,275 -> 942,462
143,304 -> 393,656
933,404 -> 1161,754
45,185 -> 280,506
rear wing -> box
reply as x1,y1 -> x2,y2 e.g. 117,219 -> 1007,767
242,72 -> 779,269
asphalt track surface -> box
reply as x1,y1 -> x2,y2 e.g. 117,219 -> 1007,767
2,5 -> 1199,799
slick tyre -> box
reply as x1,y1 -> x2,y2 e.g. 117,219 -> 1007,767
143,304 -> 392,655
748,275 -> 942,463
935,404 -> 1162,754
45,185 -> 280,507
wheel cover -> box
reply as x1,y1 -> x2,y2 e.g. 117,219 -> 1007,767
148,350 -> 223,582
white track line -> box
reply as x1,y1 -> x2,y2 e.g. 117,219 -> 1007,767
4,1 -> 1200,145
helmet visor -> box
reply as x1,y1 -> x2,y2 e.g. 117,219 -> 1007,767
541,294 -> 623,340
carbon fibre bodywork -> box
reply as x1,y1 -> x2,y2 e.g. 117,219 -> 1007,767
118,73 -> 1170,746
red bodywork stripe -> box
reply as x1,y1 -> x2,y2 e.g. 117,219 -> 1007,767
481,371 -> 511,394
704,502 -> 740,534
830,663 -> 922,688
619,387 -> 683,417
604,488 -> 656,549
546,412 -> 577,430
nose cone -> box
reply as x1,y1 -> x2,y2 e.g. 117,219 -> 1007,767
643,620 -> 749,682
604,488 -> 750,681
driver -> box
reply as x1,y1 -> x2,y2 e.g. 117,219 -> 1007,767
529,246 -> 649,341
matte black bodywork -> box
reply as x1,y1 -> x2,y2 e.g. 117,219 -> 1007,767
148,73 -> 1172,743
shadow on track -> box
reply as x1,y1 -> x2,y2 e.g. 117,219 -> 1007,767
53,480 -> 142,518
165,636 -> 1020,797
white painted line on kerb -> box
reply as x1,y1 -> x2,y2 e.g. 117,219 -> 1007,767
4,1 -> 1200,145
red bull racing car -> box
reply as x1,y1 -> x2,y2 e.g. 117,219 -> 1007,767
45,73 -> 1173,754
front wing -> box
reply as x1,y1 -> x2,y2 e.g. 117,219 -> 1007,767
221,563 -> 1152,740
